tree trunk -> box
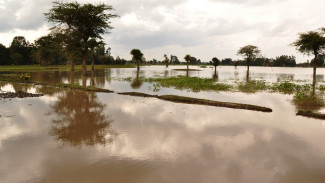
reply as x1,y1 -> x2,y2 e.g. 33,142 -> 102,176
137,60 -> 140,72
90,70 -> 95,86
187,61 -> 189,70
82,75 -> 87,87
70,71 -> 74,84
71,60 -> 75,72
166,60 -> 169,68
246,69 -> 250,82
91,54 -> 95,71
82,54 -> 87,76
247,60 -> 250,71
214,66 -> 217,74
313,55 -> 317,84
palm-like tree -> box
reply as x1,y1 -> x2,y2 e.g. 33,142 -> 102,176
184,54 -> 191,71
292,30 -> 325,81
164,54 -> 169,67
130,49 -> 144,71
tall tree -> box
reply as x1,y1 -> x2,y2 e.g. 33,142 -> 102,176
33,34 -> 65,65
210,57 -> 220,75
130,49 -> 144,71
0,44 -> 11,65
292,30 -> 325,81
9,36 -> 33,65
45,1 -> 118,76
184,54 -> 191,70
237,45 -> 260,71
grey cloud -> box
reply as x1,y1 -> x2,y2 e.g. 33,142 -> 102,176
0,0 -> 50,32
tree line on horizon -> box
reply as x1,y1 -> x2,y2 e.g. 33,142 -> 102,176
1,36 -> 320,68
0,1 -> 325,74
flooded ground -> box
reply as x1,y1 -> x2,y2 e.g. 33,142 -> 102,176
1,66 -> 325,183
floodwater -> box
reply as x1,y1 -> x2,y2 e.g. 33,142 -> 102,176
1,66 -> 325,183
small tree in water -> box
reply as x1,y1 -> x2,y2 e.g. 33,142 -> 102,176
130,49 -> 144,71
292,30 -> 325,82
164,54 -> 169,67
237,45 -> 260,71
184,54 -> 191,71
210,57 -> 220,75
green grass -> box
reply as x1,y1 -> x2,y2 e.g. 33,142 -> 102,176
238,80 -> 268,93
146,75 -> 232,92
271,81 -> 312,94
0,73 -> 34,83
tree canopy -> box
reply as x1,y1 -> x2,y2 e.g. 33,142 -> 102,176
292,29 -> 325,80
291,31 -> 325,58
211,57 -> 220,67
237,45 -> 260,70
45,1 -> 118,75
130,49 -> 144,71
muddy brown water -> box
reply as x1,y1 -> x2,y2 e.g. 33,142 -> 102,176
1,66 -> 325,183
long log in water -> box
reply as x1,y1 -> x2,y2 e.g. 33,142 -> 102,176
297,110 -> 325,120
118,92 -> 272,112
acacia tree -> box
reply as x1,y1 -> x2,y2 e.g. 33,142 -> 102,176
210,57 -> 220,75
237,45 -> 260,71
184,54 -> 191,70
45,1 -> 118,76
130,49 -> 144,72
292,30 -> 325,80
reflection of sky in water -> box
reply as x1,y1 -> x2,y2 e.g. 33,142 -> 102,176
1,88 -> 325,182
16,66 -> 325,94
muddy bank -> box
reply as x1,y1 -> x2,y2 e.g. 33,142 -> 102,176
297,110 -> 325,120
118,92 -> 272,112
0,91 -> 43,99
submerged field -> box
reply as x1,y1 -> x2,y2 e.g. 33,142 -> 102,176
1,65 -> 325,183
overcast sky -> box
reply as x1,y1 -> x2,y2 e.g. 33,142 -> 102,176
1,0 -> 325,62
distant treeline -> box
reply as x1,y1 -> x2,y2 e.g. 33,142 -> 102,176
0,36 -> 127,66
0,36 -> 323,67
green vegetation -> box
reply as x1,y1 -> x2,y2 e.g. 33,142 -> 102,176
45,1 -> 118,75
146,75 -> 232,92
293,92 -> 324,111
238,80 -> 267,93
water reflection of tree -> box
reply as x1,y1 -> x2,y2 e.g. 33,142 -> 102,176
212,71 -> 218,81
131,70 -> 143,89
50,90 -> 114,146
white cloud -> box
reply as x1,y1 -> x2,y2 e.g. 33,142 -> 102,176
0,0 -> 325,62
